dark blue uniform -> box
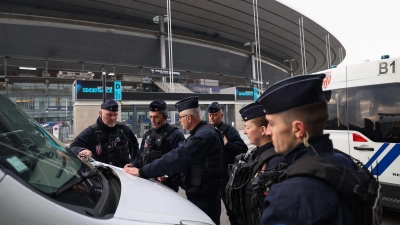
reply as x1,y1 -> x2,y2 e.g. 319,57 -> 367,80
260,135 -> 356,225
217,122 -> 248,163
239,142 -> 285,225
132,123 -> 185,191
216,122 -> 247,225
70,117 -> 139,167
138,121 -> 223,224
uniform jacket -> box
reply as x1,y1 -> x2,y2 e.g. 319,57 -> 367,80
216,122 -> 248,165
132,123 -> 185,167
69,117 -> 139,166
260,134 -> 356,225
139,121 -> 223,199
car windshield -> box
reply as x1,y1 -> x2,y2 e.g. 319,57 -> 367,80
0,92 -> 82,194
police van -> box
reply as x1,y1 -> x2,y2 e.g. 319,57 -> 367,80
319,56 -> 400,210
0,91 -> 214,225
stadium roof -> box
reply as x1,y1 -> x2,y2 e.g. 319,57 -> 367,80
0,0 -> 345,75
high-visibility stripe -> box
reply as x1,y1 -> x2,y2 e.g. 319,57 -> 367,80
365,143 -> 389,168
371,144 -> 400,176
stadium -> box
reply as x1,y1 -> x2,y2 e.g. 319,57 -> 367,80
0,0 -> 345,139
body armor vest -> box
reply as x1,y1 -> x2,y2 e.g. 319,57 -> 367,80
90,122 -> 131,167
138,124 -> 177,168
181,124 -> 224,187
226,146 -> 279,225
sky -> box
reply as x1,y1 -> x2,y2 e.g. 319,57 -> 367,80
278,0 -> 400,66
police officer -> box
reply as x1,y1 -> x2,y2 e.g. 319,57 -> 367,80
256,74 -> 356,224
208,101 -> 247,225
130,99 -> 185,192
226,102 -> 285,225
124,96 -> 224,224
70,99 -> 139,168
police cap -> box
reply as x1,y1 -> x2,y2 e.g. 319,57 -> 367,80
175,96 -> 199,112
208,102 -> 221,113
101,99 -> 119,112
256,74 -> 326,114
239,102 -> 266,121
149,99 -> 166,111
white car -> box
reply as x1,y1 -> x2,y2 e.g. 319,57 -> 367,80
0,92 -> 214,225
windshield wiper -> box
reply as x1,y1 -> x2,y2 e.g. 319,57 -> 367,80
54,169 -> 100,196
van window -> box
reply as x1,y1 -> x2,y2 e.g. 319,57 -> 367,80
325,89 -> 347,130
325,84 -> 400,143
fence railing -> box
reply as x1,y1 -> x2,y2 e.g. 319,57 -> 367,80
44,126 -> 74,142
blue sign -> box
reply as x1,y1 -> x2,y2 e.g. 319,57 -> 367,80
236,87 -> 257,101
76,80 -> 118,100
253,87 -> 259,100
114,81 -> 122,100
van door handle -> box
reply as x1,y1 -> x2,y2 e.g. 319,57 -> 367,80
354,146 -> 374,151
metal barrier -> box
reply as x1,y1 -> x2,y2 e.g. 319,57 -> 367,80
44,126 -> 74,142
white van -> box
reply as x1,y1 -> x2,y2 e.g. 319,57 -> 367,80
0,92 -> 214,225
319,56 -> 400,210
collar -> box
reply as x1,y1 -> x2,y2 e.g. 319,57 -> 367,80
283,134 -> 334,165
256,142 -> 273,155
216,122 -> 224,129
96,116 -> 117,133
154,123 -> 169,132
189,121 -> 207,135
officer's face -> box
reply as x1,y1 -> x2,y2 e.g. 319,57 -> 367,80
100,110 -> 118,127
208,111 -> 223,126
149,111 -> 167,129
179,112 -> 190,130
244,120 -> 268,147
265,113 -> 299,154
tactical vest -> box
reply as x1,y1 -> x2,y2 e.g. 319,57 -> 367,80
181,124 -> 224,187
138,124 -> 177,168
90,122 -> 131,167
226,146 -> 279,225
262,150 -> 382,225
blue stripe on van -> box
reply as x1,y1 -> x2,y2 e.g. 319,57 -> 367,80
371,144 -> 400,176
365,143 -> 389,168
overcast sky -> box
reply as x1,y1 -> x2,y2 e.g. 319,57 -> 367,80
277,0 -> 400,66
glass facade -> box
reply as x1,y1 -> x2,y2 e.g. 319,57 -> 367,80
1,56 -> 249,139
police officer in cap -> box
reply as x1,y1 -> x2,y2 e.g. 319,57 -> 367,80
124,96 -> 224,224
70,99 -> 139,167
256,74 -> 356,224
130,99 -> 185,192
208,102 -> 247,225
226,102 -> 285,225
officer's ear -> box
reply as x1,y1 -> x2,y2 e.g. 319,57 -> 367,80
292,120 -> 305,139
99,110 -> 103,118
260,126 -> 267,136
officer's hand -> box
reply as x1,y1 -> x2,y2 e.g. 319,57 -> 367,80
261,163 -> 267,172
124,166 -> 139,176
78,150 -> 92,159
223,136 -> 228,145
157,175 -> 168,182
124,163 -> 134,168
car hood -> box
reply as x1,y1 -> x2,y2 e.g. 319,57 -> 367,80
110,166 -> 214,224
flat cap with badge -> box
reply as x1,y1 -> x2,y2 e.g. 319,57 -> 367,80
208,102 -> 222,113
175,96 -> 199,112
256,74 -> 326,114
149,99 -> 167,111
101,99 -> 119,112
239,102 -> 266,121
